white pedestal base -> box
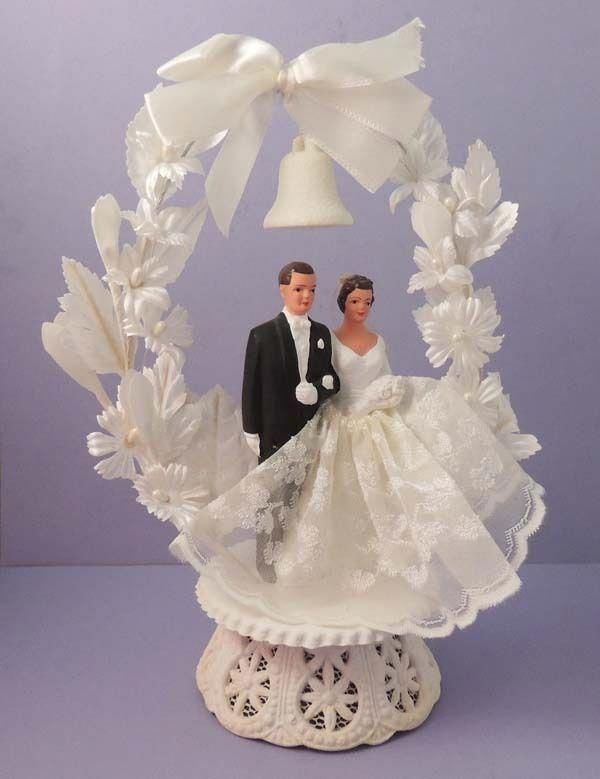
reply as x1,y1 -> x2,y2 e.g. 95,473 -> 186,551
197,626 -> 441,751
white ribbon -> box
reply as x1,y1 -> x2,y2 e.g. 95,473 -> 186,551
145,19 -> 432,237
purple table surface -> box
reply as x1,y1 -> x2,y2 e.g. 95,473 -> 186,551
1,562 -> 599,779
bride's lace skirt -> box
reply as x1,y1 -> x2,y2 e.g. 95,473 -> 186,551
171,376 -> 545,645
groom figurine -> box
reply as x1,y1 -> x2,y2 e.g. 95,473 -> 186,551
242,261 -> 340,463
242,261 -> 340,581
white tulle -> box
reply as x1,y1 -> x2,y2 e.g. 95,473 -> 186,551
170,335 -> 545,644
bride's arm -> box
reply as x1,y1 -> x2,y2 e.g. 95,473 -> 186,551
379,335 -> 393,375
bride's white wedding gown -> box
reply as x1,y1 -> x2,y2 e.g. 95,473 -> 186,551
170,333 -> 545,646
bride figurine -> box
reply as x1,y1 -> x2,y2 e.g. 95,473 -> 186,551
170,273 -> 545,645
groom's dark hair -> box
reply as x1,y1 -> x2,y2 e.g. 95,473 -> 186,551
278,261 -> 315,285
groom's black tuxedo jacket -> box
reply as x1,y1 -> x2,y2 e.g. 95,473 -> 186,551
242,312 -> 340,462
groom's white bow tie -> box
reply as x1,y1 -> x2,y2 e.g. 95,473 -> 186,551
144,19 -> 431,236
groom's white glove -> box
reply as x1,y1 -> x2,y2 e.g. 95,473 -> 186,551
244,432 -> 261,457
295,381 -> 319,405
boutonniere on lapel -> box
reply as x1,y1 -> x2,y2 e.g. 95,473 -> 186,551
317,338 -> 325,349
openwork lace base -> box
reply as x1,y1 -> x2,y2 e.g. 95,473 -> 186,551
197,625 -> 441,750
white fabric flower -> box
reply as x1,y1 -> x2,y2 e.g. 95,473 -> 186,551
414,287 -> 503,374
408,237 -> 473,296
126,91 -> 205,205
121,199 -> 189,247
87,406 -> 140,480
134,463 -> 209,528
106,246 -> 170,319
124,304 -> 193,354
87,371 -> 155,479
389,114 -> 450,211
144,143 -> 204,203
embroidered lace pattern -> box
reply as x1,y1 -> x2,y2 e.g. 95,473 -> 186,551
170,339 -> 545,640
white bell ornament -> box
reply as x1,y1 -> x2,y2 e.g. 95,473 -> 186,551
263,136 -> 354,229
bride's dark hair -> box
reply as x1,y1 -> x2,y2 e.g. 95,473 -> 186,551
337,274 -> 375,313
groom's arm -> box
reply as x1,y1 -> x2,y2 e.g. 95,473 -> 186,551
315,327 -> 340,403
242,329 -> 262,443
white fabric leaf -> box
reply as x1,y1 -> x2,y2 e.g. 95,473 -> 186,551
119,370 -> 158,449
41,320 -> 111,408
463,202 -> 519,266
410,198 -> 453,250
451,139 -> 501,213
59,258 -> 126,375
143,350 -> 187,420
453,207 -> 482,238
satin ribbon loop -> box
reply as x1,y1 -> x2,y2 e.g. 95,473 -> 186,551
145,19 -> 432,236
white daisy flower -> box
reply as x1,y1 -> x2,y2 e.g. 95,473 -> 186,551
86,371 -> 154,479
106,247 -> 170,319
121,198 -> 189,247
124,304 -> 193,354
134,463 -> 209,528
414,287 -> 503,374
408,236 -> 474,295
87,406 -> 140,480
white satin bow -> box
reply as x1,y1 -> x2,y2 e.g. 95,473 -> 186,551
145,19 -> 432,237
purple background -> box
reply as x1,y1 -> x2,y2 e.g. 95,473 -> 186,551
1,0 -> 599,565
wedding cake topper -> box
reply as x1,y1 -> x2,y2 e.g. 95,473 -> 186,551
41,18 -> 545,750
